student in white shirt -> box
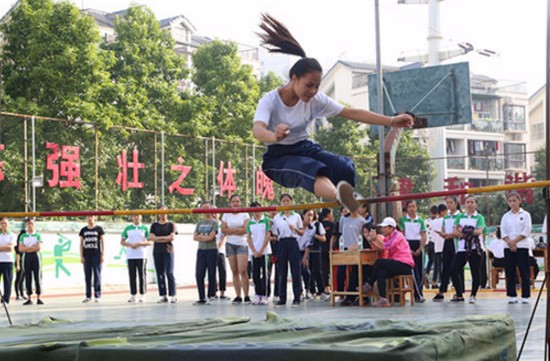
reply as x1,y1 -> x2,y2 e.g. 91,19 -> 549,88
0,217 -> 15,304
433,197 -> 462,302
253,14 -> 413,214
221,194 -> 251,304
246,202 -> 272,305
271,193 -> 304,306
500,192 -> 533,304
120,214 -> 151,303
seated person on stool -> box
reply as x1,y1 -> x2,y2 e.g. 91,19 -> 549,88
362,217 -> 415,307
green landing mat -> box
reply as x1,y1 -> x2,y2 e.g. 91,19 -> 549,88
1,312 -> 516,361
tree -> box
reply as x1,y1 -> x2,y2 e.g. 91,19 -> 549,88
258,72 -> 284,95
102,5 -> 187,131
523,147 -> 546,224
0,0 -> 114,124
191,40 -> 260,141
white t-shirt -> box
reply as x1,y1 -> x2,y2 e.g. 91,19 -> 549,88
121,224 -> 149,259
254,88 -> 345,145
216,225 -> 225,255
0,232 -> 15,263
247,216 -> 272,255
500,208 -> 533,249
426,218 -> 444,253
297,222 -> 326,251
272,212 -> 303,239
221,212 -> 250,246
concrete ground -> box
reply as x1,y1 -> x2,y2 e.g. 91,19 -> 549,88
0,282 -> 548,361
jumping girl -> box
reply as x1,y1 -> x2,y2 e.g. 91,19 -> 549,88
253,14 -> 413,213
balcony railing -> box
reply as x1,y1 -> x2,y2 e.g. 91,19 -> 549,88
471,118 -> 503,133
470,156 -> 506,171
447,157 -> 465,170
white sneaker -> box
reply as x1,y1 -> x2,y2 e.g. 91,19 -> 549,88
336,181 -> 359,213
94,298 -> 100,303
260,297 -> 269,305
468,295 -> 476,304
128,295 -> 136,303
508,297 -> 518,304
521,298 -> 530,304
170,297 -> 178,303
138,295 -> 144,303
82,298 -> 91,303
157,296 -> 168,303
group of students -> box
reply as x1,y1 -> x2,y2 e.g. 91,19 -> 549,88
192,194 -> 328,306
414,192 -> 534,305
0,209 -> 179,306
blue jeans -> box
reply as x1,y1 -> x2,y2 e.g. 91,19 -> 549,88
83,254 -> 102,299
196,249 -> 218,301
154,253 -> 176,297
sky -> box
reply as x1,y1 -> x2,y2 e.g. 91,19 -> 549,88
0,0 -> 547,95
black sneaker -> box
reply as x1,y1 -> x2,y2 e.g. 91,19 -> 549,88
340,298 -> 354,306
291,299 -> 300,306
432,294 -> 444,302
23,299 -> 33,305
36,299 -> 44,305
450,295 -> 465,303
193,299 -> 210,306
243,296 -> 252,304
232,297 -> 243,304
275,300 -> 286,306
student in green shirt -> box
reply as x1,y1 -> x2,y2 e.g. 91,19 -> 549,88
449,195 -> 486,304
121,215 -> 151,303
19,218 -> 44,305
399,200 -> 427,302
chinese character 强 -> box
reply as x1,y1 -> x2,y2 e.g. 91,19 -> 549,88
46,142 -> 81,189
169,157 -> 194,195
217,161 -> 237,198
116,148 -> 144,191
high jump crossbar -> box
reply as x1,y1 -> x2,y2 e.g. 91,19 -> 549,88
1,180 -> 548,218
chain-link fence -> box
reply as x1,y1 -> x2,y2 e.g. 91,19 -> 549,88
0,112 -> 542,224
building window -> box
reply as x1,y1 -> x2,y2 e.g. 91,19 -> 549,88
531,123 -> 544,141
352,73 -> 369,89
503,104 -> 526,131
504,143 -> 526,169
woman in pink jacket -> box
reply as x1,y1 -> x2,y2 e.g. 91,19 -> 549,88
363,217 -> 415,307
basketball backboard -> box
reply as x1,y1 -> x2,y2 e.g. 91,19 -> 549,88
368,62 -> 472,132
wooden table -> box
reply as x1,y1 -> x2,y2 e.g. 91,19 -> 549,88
329,249 -> 379,306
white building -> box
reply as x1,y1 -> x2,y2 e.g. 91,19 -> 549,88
82,7 -> 260,79
527,85 -> 546,172
319,60 -> 530,191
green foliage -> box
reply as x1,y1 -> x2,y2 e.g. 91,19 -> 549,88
102,5 -> 187,131
191,41 -> 260,141
0,0 -> 113,124
258,72 -> 284,95
523,147 -> 547,224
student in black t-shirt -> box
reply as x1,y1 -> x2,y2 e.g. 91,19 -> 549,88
319,208 -> 334,294
14,228 -> 27,301
79,215 -> 105,303
149,205 -> 177,303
